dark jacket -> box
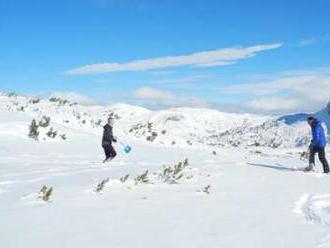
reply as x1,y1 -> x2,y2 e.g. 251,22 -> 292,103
311,119 -> 327,148
102,124 -> 116,146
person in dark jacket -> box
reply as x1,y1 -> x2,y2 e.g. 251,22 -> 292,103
102,117 -> 117,163
305,117 -> 329,173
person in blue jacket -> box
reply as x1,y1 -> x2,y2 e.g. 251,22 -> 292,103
305,117 -> 329,173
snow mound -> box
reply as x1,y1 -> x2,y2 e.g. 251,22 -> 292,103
294,194 -> 330,226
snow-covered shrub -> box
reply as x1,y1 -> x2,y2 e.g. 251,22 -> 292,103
60,134 -> 67,140
46,128 -> 58,138
6,92 -> 17,98
29,98 -> 40,104
38,116 -> 50,127
39,185 -> 53,202
146,132 -> 157,142
28,119 -> 39,140
17,106 -> 24,112
107,111 -> 120,120
49,97 -> 69,106
158,159 -> 189,184
201,185 -> 211,194
135,170 -> 149,184
120,174 -> 130,183
300,151 -> 309,161
94,178 -> 109,193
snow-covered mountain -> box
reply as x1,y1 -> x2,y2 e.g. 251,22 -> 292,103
0,92 -> 329,148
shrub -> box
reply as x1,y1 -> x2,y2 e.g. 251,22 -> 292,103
49,97 -> 69,106
95,178 -> 110,193
38,116 -> 51,127
135,170 -> 149,184
28,119 -> 39,140
46,128 -> 57,138
120,174 -> 130,183
7,92 -> 17,97
39,185 -> 53,202
202,185 -> 211,194
158,159 -> 189,184
29,98 -> 40,104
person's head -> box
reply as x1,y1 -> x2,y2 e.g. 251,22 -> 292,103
307,116 -> 315,126
107,117 -> 114,127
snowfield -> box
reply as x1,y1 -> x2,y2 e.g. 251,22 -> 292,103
1,93 -> 330,248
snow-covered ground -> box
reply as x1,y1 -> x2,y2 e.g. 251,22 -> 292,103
1,93 -> 330,248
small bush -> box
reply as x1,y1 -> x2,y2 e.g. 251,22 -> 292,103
158,159 -> 189,184
38,116 -> 51,127
46,128 -> 57,138
29,98 -> 40,104
135,170 -> 149,184
28,119 -> 39,140
39,185 -> 53,202
95,178 -> 110,193
49,97 -> 69,106
120,174 -> 130,183
7,92 -> 17,97
201,185 -> 211,194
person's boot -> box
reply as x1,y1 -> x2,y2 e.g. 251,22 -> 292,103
304,163 -> 315,172
103,157 -> 114,163
103,158 -> 110,163
323,164 -> 329,173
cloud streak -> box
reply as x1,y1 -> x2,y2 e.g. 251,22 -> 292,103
221,67 -> 330,114
66,43 -> 282,75
132,87 -> 210,109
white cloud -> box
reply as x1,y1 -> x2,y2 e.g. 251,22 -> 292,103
132,87 -> 210,109
66,43 -> 282,75
221,67 -> 330,114
245,97 -> 300,112
133,87 -> 175,100
298,35 -> 330,47
50,91 -> 97,105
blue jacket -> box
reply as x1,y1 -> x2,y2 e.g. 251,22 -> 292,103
311,120 -> 327,148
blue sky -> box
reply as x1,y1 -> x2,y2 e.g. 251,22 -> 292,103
1,0 -> 330,113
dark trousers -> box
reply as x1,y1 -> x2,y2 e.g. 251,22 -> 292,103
102,145 -> 117,159
309,146 -> 329,173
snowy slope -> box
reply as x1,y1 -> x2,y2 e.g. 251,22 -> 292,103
1,101 -> 330,248
1,93 -> 330,248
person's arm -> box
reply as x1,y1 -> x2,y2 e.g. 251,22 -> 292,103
109,127 -> 117,142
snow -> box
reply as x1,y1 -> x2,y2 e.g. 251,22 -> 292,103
1,93 -> 330,247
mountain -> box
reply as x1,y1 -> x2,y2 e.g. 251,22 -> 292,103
278,101 -> 330,131
0,92 -> 329,149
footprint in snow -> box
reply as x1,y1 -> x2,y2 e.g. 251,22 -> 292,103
294,194 -> 330,226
